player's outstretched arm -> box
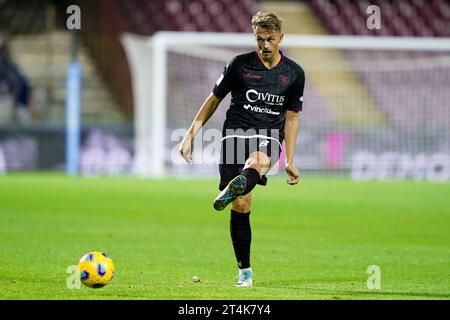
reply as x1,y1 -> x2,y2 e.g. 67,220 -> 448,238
284,110 -> 300,185
179,93 -> 222,163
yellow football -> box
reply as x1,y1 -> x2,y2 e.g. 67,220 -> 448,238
77,251 -> 115,288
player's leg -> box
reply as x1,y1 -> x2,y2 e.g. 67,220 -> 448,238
213,150 -> 270,211
218,152 -> 269,287
230,193 -> 254,287
231,192 -> 252,213
240,150 -> 271,195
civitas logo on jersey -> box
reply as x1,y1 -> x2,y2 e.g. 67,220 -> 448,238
246,89 -> 285,105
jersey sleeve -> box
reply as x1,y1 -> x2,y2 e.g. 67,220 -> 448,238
212,57 -> 237,98
283,68 -> 305,112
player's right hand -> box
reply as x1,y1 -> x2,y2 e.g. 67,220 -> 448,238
179,135 -> 194,164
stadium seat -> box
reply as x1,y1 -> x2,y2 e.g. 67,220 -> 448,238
116,0 -> 258,35
307,0 -> 450,130
309,0 -> 450,38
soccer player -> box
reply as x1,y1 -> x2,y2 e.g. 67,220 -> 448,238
179,11 -> 305,287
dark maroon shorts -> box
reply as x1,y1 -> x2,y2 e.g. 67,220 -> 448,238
218,135 -> 282,191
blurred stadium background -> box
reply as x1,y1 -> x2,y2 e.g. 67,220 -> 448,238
0,0 -> 449,180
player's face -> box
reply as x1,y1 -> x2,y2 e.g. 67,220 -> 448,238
254,27 -> 284,61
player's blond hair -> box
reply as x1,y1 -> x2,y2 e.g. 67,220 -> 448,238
251,11 -> 283,33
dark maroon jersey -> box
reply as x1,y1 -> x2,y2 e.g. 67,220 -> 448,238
213,51 -> 305,140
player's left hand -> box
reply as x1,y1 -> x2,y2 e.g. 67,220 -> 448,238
285,163 -> 300,185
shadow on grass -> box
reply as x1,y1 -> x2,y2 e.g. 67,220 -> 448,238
258,282 -> 450,299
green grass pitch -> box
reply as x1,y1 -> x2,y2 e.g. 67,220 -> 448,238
0,173 -> 449,300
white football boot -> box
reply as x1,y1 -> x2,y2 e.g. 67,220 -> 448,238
236,268 -> 253,287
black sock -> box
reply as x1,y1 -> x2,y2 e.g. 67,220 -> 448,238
240,167 -> 260,196
230,210 -> 251,269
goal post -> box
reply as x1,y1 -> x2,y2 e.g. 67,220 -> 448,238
121,32 -> 450,181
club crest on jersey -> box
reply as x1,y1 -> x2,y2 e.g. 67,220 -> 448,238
279,73 -> 290,86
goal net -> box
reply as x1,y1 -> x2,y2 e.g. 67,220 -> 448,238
121,32 -> 450,182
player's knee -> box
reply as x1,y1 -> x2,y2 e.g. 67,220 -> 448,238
246,151 -> 270,171
232,197 -> 251,213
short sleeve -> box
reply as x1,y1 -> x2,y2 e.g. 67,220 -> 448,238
212,57 -> 237,98
283,68 -> 305,112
